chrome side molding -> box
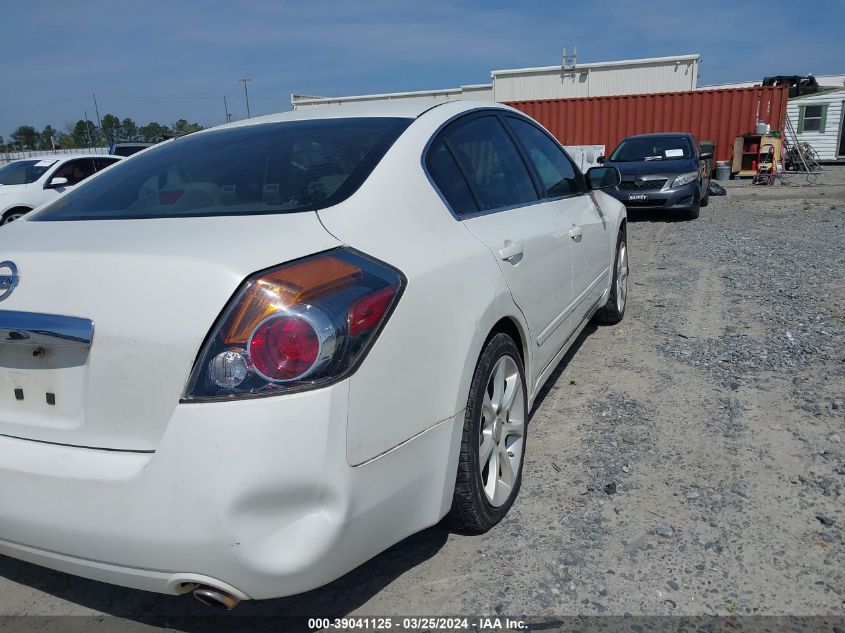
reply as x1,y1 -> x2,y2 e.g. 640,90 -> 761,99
0,310 -> 94,348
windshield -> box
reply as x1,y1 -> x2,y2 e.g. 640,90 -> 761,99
34,118 -> 411,221
0,159 -> 56,185
609,136 -> 693,162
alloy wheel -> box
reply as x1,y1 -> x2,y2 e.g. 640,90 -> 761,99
616,241 -> 628,313
479,355 -> 525,507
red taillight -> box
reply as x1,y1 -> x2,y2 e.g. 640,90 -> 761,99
349,286 -> 396,336
249,315 -> 320,381
222,256 -> 362,345
185,249 -> 405,400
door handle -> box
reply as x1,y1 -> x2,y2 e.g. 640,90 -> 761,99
569,225 -> 583,241
498,241 -> 523,262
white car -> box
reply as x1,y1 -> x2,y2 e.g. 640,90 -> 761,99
0,101 -> 626,609
0,153 -> 122,224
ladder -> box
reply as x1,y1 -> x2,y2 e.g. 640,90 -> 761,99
781,115 -> 821,184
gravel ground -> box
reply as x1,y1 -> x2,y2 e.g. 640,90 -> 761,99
1,168 -> 844,631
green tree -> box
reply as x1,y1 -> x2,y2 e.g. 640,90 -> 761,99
138,122 -> 167,143
40,125 -> 57,150
10,125 -> 39,150
57,132 -> 76,149
120,117 -> 138,142
100,113 -> 121,144
70,120 -> 98,148
172,118 -> 203,137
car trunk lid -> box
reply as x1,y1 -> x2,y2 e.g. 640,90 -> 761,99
0,213 -> 340,451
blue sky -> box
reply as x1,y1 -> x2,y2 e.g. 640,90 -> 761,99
2,0 -> 843,138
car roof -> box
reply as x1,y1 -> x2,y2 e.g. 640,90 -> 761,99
213,100 -> 511,132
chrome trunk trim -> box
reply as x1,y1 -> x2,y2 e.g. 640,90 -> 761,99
0,310 -> 94,348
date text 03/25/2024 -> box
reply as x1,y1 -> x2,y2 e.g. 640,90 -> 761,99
307,617 -> 527,631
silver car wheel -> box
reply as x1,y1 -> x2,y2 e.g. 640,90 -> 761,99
479,355 -> 525,507
616,241 -> 628,313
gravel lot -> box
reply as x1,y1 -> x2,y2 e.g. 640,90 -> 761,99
1,169 -> 844,631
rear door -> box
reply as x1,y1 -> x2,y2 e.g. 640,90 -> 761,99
504,115 -> 611,325
426,113 -> 574,375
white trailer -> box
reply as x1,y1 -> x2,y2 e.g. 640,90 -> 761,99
787,89 -> 845,162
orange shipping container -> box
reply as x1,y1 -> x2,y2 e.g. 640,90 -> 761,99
508,86 -> 789,162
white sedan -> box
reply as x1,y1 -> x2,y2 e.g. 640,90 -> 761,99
0,101 -> 627,608
0,153 -> 123,224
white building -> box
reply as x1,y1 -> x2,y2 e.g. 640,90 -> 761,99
490,55 -> 699,101
787,89 -> 845,161
290,84 -> 494,109
697,73 -> 845,162
291,54 -> 700,109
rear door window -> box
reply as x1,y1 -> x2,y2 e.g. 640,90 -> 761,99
506,117 -> 582,197
443,116 -> 538,212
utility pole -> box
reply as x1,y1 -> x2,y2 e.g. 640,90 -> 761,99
83,110 -> 93,148
239,78 -> 252,118
224,95 -> 233,123
92,94 -> 103,145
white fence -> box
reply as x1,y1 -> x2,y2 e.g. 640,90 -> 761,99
564,145 -> 606,172
1,147 -> 110,166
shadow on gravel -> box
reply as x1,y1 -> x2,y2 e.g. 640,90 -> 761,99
626,209 -> 696,223
530,321 -> 598,417
0,525 -> 448,631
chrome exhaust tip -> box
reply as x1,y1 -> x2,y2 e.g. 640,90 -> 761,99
193,586 -> 241,610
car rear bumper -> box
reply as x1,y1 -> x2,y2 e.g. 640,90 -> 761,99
607,182 -> 700,211
0,381 -> 463,600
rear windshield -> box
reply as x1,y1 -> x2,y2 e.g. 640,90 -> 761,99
0,159 -> 55,185
610,136 -> 693,162
33,118 -> 411,221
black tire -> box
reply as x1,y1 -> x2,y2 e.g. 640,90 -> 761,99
447,333 -> 527,534
700,186 -> 710,207
594,228 -> 628,325
685,202 -> 701,220
1,208 -> 30,225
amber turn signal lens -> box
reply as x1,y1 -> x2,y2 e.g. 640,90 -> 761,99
221,256 -> 362,345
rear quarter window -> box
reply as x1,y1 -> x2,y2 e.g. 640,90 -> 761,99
426,139 -> 478,215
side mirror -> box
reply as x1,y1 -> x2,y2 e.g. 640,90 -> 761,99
699,152 -> 713,160
596,155 -> 606,164
586,166 -> 621,190
46,176 -> 69,189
